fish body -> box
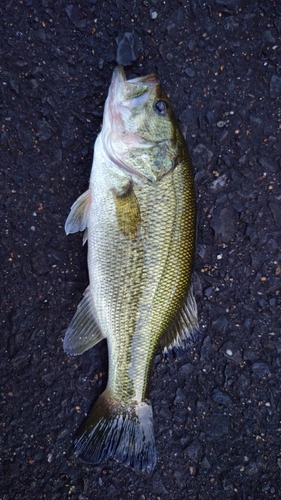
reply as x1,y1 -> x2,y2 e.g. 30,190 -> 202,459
64,66 -> 198,472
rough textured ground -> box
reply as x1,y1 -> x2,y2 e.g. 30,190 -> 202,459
1,1 -> 281,499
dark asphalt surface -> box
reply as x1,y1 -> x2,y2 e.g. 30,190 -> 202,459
1,1 -> 281,499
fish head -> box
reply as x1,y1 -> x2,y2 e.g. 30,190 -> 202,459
101,66 -> 182,183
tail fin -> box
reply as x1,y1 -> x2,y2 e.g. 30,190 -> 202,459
74,393 -> 156,472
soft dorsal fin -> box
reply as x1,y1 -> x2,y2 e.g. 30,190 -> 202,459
63,287 -> 105,355
65,189 -> 91,235
160,284 -> 199,352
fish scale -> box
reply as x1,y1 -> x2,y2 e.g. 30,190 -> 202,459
63,66 -> 198,472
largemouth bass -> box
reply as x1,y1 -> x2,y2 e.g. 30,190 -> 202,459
64,66 -> 198,472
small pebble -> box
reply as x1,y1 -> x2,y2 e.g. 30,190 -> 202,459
252,361 -> 270,377
270,75 -> 281,99
216,120 -> 226,128
206,111 -> 215,124
116,32 -> 139,66
185,67 -> 195,78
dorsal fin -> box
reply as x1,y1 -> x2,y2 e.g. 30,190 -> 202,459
160,284 -> 199,352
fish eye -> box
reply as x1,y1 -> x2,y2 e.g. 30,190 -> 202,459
154,100 -> 167,115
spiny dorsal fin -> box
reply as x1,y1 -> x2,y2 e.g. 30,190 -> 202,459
65,189 -> 91,235
160,284 -> 199,351
63,287 -> 104,355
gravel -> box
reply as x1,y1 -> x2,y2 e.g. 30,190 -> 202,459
1,0 -> 281,499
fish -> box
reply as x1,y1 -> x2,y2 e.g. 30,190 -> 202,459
64,65 -> 198,473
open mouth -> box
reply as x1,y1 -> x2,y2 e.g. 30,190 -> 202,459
109,65 -> 159,104
101,66 -> 166,184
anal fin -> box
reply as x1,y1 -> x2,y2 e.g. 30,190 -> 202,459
160,284 -> 199,351
64,287 -> 104,355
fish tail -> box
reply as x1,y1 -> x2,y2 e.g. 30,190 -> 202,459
74,392 -> 156,472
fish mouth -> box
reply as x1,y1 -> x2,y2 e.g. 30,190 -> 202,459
101,66 -> 161,183
113,65 -> 159,101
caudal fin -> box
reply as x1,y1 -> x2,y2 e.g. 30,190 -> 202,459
74,393 -> 156,472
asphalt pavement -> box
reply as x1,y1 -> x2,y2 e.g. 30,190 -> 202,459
1,1 -> 281,499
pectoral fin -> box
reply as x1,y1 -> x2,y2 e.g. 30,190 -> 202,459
65,189 -> 91,235
113,185 -> 141,242
160,284 -> 199,351
63,287 -> 104,355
